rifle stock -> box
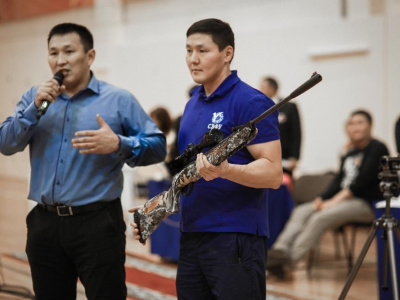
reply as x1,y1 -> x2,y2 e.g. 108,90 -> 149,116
133,72 -> 322,244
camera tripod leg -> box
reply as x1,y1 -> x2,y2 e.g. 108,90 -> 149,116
338,223 -> 378,300
394,225 -> 400,243
382,228 -> 389,290
386,223 -> 399,300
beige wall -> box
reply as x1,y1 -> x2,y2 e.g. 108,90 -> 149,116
0,0 -> 399,183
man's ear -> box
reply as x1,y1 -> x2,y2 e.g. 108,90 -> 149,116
88,48 -> 96,66
224,46 -> 234,63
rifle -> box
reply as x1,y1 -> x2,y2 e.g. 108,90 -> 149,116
133,72 -> 323,244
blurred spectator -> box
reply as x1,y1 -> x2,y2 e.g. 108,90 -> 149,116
149,106 -> 174,153
167,115 -> 182,164
133,107 -> 173,193
167,84 -> 198,172
260,76 -> 301,190
150,107 -> 172,134
266,109 -> 389,279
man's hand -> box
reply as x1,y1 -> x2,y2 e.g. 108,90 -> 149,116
72,114 -> 119,154
128,206 -> 146,245
34,78 -> 66,108
313,197 -> 338,211
314,189 -> 352,211
196,153 -> 229,181
313,197 -> 323,211
318,199 -> 338,210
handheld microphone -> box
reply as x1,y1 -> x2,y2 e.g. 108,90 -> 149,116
36,71 -> 64,120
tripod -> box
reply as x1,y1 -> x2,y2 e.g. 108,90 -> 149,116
338,181 -> 400,300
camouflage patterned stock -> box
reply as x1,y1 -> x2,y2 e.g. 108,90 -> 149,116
134,124 -> 257,244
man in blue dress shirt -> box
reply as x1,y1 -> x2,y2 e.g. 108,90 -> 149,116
0,23 -> 166,299
176,19 -> 282,299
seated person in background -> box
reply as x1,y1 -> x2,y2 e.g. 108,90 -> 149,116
259,76 -> 301,190
267,109 -> 389,278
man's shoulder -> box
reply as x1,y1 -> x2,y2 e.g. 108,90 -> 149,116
231,80 -> 269,103
234,79 -> 260,93
97,80 -> 133,98
370,138 -> 388,148
367,138 -> 389,155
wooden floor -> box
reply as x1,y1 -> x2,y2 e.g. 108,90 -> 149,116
0,176 -> 382,299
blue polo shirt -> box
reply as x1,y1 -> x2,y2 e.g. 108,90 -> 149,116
178,71 -> 279,236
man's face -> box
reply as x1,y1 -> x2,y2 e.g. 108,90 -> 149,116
186,33 -> 232,87
48,32 -> 94,94
347,114 -> 371,143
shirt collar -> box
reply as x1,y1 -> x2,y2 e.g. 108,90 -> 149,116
86,71 -> 100,94
193,70 -> 240,102
59,71 -> 99,100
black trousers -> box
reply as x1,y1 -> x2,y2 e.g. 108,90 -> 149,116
25,199 -> 127,300
176,232 -> 268,300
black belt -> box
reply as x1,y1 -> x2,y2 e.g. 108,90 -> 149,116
40,198 -> 119,217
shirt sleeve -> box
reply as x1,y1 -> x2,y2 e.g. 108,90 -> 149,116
115,92 -> 166,167
0,87 -> 39,155
238,94 -> 280,145
348,141 -> 388,197
320,171 -> 342,200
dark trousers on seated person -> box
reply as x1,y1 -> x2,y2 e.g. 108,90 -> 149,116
176,232 -> 268,300
25,199 -> 127,300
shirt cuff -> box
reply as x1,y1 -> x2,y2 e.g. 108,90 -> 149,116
116,134 -> 140,160
22,101 -> 40,124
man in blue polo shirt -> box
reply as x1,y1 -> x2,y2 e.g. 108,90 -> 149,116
176,18 -> 282,299
0,23 -> 166,299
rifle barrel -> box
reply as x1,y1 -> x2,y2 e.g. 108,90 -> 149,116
250,72 -> 322,126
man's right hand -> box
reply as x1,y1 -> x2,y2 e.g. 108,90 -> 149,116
34,77 -> 65,108
128,206 -> 146,245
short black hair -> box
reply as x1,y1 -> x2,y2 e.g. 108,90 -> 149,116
48,23 -> 94,53
263,76 -> 279,92
351,109 -> 373,125
186,18 -> 235,52
150,107 -> 172,135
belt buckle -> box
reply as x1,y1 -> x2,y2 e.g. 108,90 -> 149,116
56,205 -> 73,216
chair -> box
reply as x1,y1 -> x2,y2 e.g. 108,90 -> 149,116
292,172 -> 335,206
333,220 -> 372,272
291,172 -> 335,274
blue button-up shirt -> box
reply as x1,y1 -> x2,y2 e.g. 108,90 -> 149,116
0,73 -> 166,206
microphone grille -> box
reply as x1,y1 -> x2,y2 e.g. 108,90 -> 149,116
53,71 -> 64,85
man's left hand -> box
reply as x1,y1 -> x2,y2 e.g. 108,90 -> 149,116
72,114 -> 119,154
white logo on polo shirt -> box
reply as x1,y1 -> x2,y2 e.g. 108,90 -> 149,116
208,112 -> 223,130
